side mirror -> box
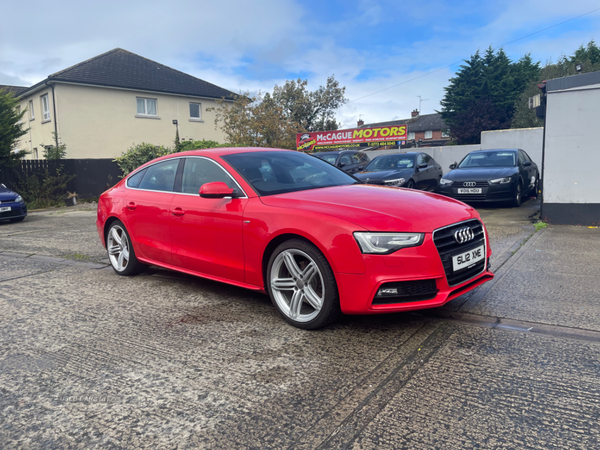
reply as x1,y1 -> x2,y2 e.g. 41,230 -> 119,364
338,162 -> 346,168
449,163 -> 457,170
418,163 -> 427,169
523,161 -> 532,167
199,181 -> 235,198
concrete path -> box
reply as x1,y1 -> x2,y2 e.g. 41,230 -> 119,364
1,199 -> 599,449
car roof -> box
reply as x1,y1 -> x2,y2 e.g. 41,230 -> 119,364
473,148 -> 520,153
312,150 -> 356,155
373,152 -> 420,158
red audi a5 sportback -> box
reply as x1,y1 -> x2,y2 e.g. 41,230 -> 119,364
97,148 -> 494,329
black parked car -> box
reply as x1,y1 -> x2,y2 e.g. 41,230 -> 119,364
312,150 -> 370,174
0,184 -> 27,223
354,152 -> 443,191
438,148 -> 539,207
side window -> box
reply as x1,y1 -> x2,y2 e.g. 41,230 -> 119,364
522,151 -> 532,162
417,154 -> 425,165
127,168 -> 147,188
423,154 -> 432,164
360,153 -> 369,162
339,154 -> 352,166
182,158 -> 242,196
351,153 -> 362,164
138,160 -> 179,192
518,151 -> 525,166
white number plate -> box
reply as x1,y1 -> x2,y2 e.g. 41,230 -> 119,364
452,245 -> 485,271
0,206 -> 11,212
457,188 -> 482,194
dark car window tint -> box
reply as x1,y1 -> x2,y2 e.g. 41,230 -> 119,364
222,151 -> 357,196
339,154 -> 352,166
518,151 -> 525,166
458,151 -> 516,168
182,158 -> 241,195
522,151 -> 533,162
127,168 -> 147,188
314,153 -> 337,164
138,160 -> 179,192
359,153 -> 369,162
417,154 -> 426,165
351,153 -> 362,163
423,154 -> 432,164
366,155 -> 414,171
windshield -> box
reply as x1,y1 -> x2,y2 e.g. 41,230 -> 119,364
314,153 -> 338,164
458,151 -> 516,168
222,151 -> 358,196
364,155 -> 414,172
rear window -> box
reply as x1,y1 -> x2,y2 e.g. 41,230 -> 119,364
127,169 -> 147,188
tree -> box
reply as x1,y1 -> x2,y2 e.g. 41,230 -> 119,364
0,88 -> 28,166
512,40 -> 600,128
41,132 -> 67,160
212,76 -> 347,150
441,48 -> 540,144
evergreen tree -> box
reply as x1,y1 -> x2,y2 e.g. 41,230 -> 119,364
0,89 -> 28,166
441,47 -> 540,144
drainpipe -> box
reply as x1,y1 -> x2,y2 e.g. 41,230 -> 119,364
45,80 -> 59,148
537,82 -> 547,221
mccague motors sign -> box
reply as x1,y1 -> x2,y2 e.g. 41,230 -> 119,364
296,125 -> 407,151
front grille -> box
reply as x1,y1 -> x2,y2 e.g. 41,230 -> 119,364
433,219 -> 486,286
363,180 -> 386,185
457,181 -> 489,187
372,279 -> 438,305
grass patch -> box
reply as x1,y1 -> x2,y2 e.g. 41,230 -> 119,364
63,253 -> 93,261
534,221 -> 548,232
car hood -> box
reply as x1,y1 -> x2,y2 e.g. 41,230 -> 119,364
0,186 -> 18,201
354,169 -> 413,181
443,167 -> 517,181
259,185 -> 477,232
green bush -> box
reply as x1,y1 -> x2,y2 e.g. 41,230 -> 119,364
177,139 -> 226,152
14,168 -> 76,209
114,143 -> 171,176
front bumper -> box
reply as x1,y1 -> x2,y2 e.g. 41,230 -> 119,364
0,201 -> 28,221
335,227 -> 494,315
438,183 -> 515,202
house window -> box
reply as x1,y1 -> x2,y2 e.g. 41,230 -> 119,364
41,94 -> 51,122
136,97 -> 157,116
33,147 -> 38,159
424,130 -> 433,139
408,131 -> 415,140
29,100 -> 35,120
442,129 -> 450,138
189,102 -> 202,120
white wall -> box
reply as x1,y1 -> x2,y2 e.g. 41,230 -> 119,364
481,127 -> 543,172
544,84 -> 600,204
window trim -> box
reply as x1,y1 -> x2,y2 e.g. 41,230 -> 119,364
29,100 -> 35,121
125,156 -> 247,198
407,131 -> 415,140
189,102 -> 203,122
424,130 -> 433,139
135,97 -> 159,118
41,94 -> 51,123
441,129 -> 450,138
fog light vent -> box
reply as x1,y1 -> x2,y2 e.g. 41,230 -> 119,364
373,279 -> 438,305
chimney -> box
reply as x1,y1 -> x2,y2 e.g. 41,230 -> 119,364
411,109 -> 419,118
357,119 -> 364,127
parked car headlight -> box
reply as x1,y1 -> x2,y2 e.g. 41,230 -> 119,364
15,195 -> 23,203
354,232 -> 424,254
490,177 -> 511,184
439,179 -> 453,186
384,178 -> 405,186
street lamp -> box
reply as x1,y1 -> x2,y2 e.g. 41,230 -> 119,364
575,63 -> 583,73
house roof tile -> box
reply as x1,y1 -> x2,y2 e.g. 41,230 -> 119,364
17,48 -> 236,100
0,85 -> 29,96
362,112 -> 447,133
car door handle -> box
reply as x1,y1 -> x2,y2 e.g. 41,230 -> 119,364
171,207 -> 185,217
127,202 -> 136,210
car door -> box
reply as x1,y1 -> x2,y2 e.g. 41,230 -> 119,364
123,158 -> 181,265
413,153 -> 430,190
520,150 -> 537,193
169,157 -> 248,282
337,153 -> 354,172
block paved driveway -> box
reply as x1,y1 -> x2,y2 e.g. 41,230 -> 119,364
1,198 -> 599,449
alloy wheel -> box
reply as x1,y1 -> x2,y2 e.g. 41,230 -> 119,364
107,225 -> 130,272
269,249 -> 325,323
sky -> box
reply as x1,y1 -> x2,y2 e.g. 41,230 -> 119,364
1,0 -> 599,129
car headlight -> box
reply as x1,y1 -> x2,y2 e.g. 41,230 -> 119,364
15,195 -> 23,203
439,179 -> 453,186
354,232 -> 424,254
384,178 -> 405,186
490,177 -> 511,184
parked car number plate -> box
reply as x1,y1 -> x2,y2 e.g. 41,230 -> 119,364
452,245 -> 485,271
0,206 -> 11,212
457,188 -> 482,194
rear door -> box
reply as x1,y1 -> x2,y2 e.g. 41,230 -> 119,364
169,157 -> 248,282
123,158 -> 181,265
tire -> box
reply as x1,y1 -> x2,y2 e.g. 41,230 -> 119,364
531,177 -> 539,198
9,217 -> 25,223
405,180 -> 415,189
512,182 -> 522,207
106,220 -> 145,276
267,239 -> 340,330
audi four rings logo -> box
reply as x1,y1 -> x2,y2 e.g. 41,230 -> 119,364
463,182 -> 476,187
455,227 -> 474,244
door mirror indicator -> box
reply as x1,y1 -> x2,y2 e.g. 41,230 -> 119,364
199,182 -> 235,198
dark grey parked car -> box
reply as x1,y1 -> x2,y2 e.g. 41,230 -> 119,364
354,152 -> 443,191
312,150 -> 370,174
437,148 -> 539,207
